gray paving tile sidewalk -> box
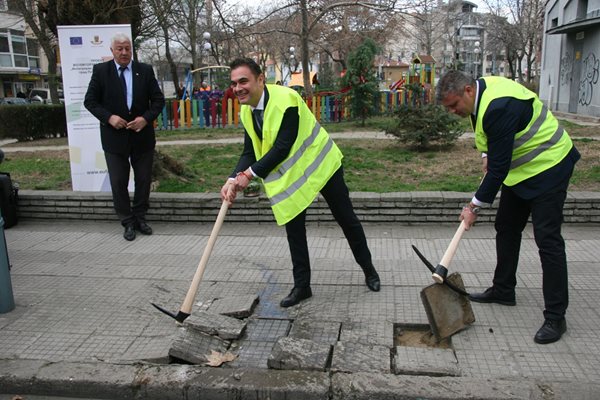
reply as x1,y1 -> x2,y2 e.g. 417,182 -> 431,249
1,219 -> 600,399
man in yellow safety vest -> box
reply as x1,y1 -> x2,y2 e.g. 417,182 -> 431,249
221,58 -> 381,308
437,70 -> 580,344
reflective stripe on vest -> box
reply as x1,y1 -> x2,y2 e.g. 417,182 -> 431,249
240,84 -> 342,225
269,133 -> 335,206
475,77 -> 572,186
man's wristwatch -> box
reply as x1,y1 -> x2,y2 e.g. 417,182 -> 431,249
466,203 -> 481,214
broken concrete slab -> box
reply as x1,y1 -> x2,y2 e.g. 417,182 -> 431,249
169,326 -> 230,365
339,320 -> 395,347
393,346 -> 461,377
208,294 -> 259,319
331,341 -> 391,373
288,319 -> 341,346
420,272 -> 475,341
267,337 -> 331,372
185,310 -> 247,340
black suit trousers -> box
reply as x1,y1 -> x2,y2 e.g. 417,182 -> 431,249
492,176 -> 571,320
284,166 -> 373,288
105,149 -> 154,226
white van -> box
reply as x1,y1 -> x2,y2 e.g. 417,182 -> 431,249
28,88 -> 64,104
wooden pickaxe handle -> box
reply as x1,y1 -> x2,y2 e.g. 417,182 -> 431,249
180,200 -> 229,315
440,219 -> 467,268
432,220 -> 467,283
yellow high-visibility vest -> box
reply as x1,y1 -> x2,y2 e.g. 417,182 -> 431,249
474,77 -> 573,186
240,84 -> 343,225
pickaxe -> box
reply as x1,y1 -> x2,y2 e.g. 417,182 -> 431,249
411,241 -> 469,297
152,201 -> 229,323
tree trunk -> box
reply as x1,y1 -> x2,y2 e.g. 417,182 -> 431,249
163,26 -> 180,95
300,0 -> 312,98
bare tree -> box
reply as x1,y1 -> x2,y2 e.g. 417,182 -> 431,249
483,0 -> 544,82
293,0 -> 398,97
144,0 -> 182,92
10,0 -> 60,103
211,1 -> 397,97
11,0 -> 142,104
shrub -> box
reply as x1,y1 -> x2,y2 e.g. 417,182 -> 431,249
0,104 -> 67,141
384,104 -> 464,150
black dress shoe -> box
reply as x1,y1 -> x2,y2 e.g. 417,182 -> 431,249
136,221 -> 153,235
280,287 -> 312,308
365,271 -> 381,292
534,318 -> 566,344
469,287 -> 515,306
123,224 -> 136,241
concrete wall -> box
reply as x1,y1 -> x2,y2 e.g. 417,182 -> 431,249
15,190 -> 600,225
540,0 -> 600,117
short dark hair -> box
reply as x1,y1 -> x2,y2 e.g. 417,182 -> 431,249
229,58 -> 262,77
436,70 -> 475,104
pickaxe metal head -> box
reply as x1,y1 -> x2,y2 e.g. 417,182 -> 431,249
151,303 -> 190,323
411,245 -> 470,297
432,265 -> 448,284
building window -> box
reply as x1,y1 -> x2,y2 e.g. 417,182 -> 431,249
0,54 -> 11,67
11,35 -> 26,55
0,29 -> 36,69
0,34 -> 8,53
27,38 -> 39,68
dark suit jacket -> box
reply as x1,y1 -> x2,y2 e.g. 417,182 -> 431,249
84,60 -> 165,156
472,79 -> 579,203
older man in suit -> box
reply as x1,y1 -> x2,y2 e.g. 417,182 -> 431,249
85,33 -> 165,241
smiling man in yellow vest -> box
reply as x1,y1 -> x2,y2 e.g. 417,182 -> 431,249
437,70 -> 580,344
221,58 -> 381,308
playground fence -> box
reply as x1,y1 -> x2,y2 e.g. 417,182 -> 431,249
155,88 -> 433,130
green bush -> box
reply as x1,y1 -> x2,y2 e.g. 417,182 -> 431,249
384,104 -> 464,150
0,104 -> 67,141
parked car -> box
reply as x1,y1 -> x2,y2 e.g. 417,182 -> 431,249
0,97 -> 29,105
28,88 -> 64,104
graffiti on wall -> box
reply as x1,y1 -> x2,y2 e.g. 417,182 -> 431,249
560,52 -> 573,85
579,52 -> 599,106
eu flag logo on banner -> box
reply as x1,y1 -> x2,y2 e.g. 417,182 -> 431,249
70,37 -> 83,45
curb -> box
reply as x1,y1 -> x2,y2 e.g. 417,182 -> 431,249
2,359 -> 598,399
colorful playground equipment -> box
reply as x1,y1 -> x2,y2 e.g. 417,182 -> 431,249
154,56 -> 437,130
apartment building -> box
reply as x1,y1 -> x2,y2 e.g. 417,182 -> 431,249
0,0 -> 46,98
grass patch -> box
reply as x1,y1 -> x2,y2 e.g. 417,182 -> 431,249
2,117 -> 598,193
2,151 -> 71,190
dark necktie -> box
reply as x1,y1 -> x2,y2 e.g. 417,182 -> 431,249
119,66 -> 127,103
253,108 -> 263,133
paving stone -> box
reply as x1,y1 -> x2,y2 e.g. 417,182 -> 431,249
229,340 -> 275,369
168,326 -> 230,365
208,294 -> 259,318
331,341 -> 391,373
267,337 -> 331,371
184,310 -> 247,340
394,346 -> 460,377
339,320 -> 395,347
420,273 -> 475,341
289,319 -> 341,346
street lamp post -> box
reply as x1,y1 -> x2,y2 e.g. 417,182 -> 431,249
289,46 -> 298,73
202,32 -> 212,86
473,41 -> 481,78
